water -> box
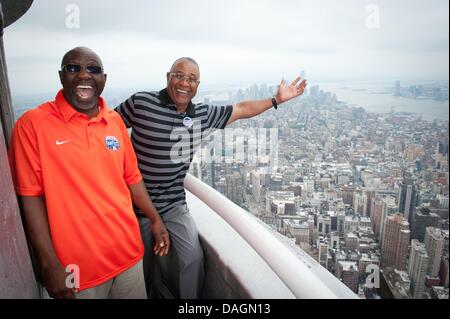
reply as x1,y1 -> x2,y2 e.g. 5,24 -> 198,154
319,81 -> 449,121
12,81 -> 449,122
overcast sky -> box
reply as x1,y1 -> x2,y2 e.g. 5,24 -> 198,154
3,0 -> 449,95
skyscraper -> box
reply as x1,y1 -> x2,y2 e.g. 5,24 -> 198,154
317,214 -> 332,236
398,179 -> 417,224
408,240 -> 429,299
340,186 -> 356,207
318,237 -> 328,269
381,214 -> 410,271
353,190 -> 368,216
251,170 -> 261,202
225,172 -> 244,205
365,189 -> 377,218
370,195 -> 385,239
424,227 -> 445,277
439,256 -> 449,288
411,207 -> 440,242
435,142 -> 449,169
379,196 -> 398,246
337,261 -> 359,293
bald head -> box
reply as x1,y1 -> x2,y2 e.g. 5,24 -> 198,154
61,47 -> 104,69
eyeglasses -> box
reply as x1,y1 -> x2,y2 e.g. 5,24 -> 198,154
62,64 -> 104,74
168,72 -> 199,85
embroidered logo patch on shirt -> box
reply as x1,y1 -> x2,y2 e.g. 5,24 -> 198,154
105,136 -> 120,151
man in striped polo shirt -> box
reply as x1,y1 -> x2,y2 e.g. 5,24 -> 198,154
115,57 -> 307,298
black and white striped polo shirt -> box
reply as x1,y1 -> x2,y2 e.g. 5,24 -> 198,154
115,89 -> 233,215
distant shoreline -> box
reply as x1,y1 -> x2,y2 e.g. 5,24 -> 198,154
12,81 -> 449,122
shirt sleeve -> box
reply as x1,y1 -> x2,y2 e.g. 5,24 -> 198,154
115,94 -> 136,128
8,115 -> 44,196
119,118 -> 142,185
205,104 -> 234,130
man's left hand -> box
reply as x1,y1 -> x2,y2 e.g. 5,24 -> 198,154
150,218 -> 170,256
275,77 -> 307,104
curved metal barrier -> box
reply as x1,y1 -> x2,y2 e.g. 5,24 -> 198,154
185,173 -> 359,299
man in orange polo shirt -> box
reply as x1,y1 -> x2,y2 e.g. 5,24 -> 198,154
8,47 -> 170,299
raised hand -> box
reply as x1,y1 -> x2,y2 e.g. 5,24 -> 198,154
275,77 -> 307,104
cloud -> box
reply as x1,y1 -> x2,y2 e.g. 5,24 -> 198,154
3,0 -> 449,94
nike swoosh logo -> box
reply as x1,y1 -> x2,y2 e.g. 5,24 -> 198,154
56,140 -> 72,146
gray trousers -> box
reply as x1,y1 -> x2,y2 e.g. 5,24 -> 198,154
137,204 -> 205,299
75,260 -> 146,299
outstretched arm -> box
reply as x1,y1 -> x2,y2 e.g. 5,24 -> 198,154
227,77 -> 307,125
127,180 -> 170,256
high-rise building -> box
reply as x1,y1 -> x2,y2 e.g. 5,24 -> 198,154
225,172 -> 244,205
408,240 -> 429,299
329,212 -> 338,232
251,170 -> 261,202
370,195 -> 385,239
344,215 -> 359,235
411,207 -> 440,242
380,267 -> 412,299
318,238 -> 328,269
378,195 -> 397,246
424,227 -> 445,277
337,211 -> 346,236
381,214 -> 410,270
398,179 -> 417,224
440,256 -> 449,288
337,261 -> 359,293
353,190 -> 368,216
364,189 -> 377,218
442,231 -> 449,257
330,231 -> 340,250
435,142 -> 449,169
309,85 -> 320,98
286,220 -> 310,244
345,232 -> 359,251
358,254 -> 380,276
317,215 -> 332,236
340,186 -> 356,207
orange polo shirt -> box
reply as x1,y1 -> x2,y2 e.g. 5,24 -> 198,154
8,90 -> 144,291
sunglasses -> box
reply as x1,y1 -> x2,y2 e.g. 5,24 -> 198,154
62,64 -> 104,74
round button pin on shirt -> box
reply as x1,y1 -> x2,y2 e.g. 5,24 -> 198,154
183,117 -> 193,129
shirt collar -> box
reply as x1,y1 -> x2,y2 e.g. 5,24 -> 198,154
159,88 -> 196,118
55,90 -> 109,123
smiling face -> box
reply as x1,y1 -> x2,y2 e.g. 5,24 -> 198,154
166,58 -> 200,112
59,47 -> 107,114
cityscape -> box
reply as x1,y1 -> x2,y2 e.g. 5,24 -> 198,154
13,79 -> 449,299
187,80 -> 448,299
2,0 -> 449,306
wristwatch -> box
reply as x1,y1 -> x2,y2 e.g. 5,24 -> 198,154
271,97 -> 278,110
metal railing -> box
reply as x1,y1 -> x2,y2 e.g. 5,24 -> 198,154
185,173 -> 359,299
